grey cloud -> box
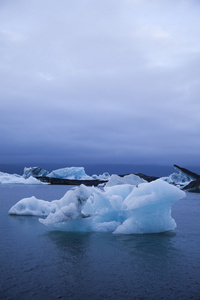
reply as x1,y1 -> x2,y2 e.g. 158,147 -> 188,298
0,0 -> 200,167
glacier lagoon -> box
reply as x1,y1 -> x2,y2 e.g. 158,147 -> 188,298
1,184 -> 200,299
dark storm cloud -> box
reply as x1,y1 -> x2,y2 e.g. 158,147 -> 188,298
0,0 -> 200,166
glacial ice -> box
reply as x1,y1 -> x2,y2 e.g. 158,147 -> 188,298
91,172 -> 110,181
9,179 -> 186,234
23,166 -> 49,178
105,174 -> 146,187
47,167 -> 92,180
162,172 -> 193,187
0,167 -> 110,184
0,171 -> 43,184
8,196 -> 56,216
47,167 -> 110,181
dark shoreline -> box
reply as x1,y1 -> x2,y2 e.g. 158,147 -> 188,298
36,173 -> 159,186
36,176 -> 108,186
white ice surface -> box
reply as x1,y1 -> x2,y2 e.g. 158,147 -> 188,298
47,167 -> 91,179
47,166 -> 110,181
162,172 -> 193,186
91,172 -> 110,181
0,172 -> 43,184
23,166 -> 49,178
105,174 -> 146,187
9,179 -> 186,234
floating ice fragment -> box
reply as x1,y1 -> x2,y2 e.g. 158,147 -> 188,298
47,167 -> 93,180
105,174 -> 146,187
0,171 -> 43,184
8,196 -> 56,216
23,166 -> 49,178
162,172 -> 193,187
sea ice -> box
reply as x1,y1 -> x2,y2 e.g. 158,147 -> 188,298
91,172 -> 110,181
8,196 -> 56,216
9,179 -> 186,234
47,166 -> 111,181
0,171 -> 43,184
162,172 -> 193,187
23,166 -> 49,178
105,174 -> 146,187
47,166 -> 100,180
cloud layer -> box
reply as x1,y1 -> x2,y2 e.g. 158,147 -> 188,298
0,0 -> 200,166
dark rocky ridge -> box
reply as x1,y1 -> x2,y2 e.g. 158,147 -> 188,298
36,176 -> 108,186
36,172 -> 159,186
34,164 -> 200,192
174,164 -> 200,193
174,164 -> 200,180
183,179 -> 200,193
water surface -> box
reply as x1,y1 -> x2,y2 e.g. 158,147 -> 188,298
0,184 -> 200,299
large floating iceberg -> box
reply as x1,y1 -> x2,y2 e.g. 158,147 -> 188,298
9,179 -> 185,234
47,167 -> 93,180
47,166 -> 110,181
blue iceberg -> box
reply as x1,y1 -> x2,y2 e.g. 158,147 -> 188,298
9,179 -> 185,234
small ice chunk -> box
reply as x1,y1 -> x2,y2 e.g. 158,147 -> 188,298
105,174 -> 146,187
8,196 -> 57,216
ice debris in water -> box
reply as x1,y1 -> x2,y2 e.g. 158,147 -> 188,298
162,172 -> 193,187
23,167 -> 49,178
0,166 -> 110,184
9,179 -> 186,234
105,174 -> 146,187
0,171 -> 43,184
47,167 -> 92,180
47,166 -> 110,180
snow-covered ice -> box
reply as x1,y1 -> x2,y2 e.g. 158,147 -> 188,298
23,166 -> 49,178
47,167 -> 92,180
47,166 -> 110,181
91,172 -> 110,181
162,172 -> 193,187
0,166 -> 110,184
105,174 -> 146,187
0,171 -> 43,184
9,179 -> 185,234
8,196 -> 56,216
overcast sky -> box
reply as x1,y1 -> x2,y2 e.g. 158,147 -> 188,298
0,0 -> 200,168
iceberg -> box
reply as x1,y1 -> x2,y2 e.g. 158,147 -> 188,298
161,165 -> 200,192
47,167 -> 101,180
91,172 -> 110,181
162,172 -> 192,187
8,196 -> 56,216
0,166 -> 110,185
9,179 -> 185,234
161,165 -> 199,187
23,166 -> 49,178
0,171 -> 43,184
105,174 -> 147,187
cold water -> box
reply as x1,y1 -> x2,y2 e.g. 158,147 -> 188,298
0,184 -> 200,299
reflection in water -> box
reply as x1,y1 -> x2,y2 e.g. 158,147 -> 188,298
1,186 -> 200,300
43,230 -> 183,299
